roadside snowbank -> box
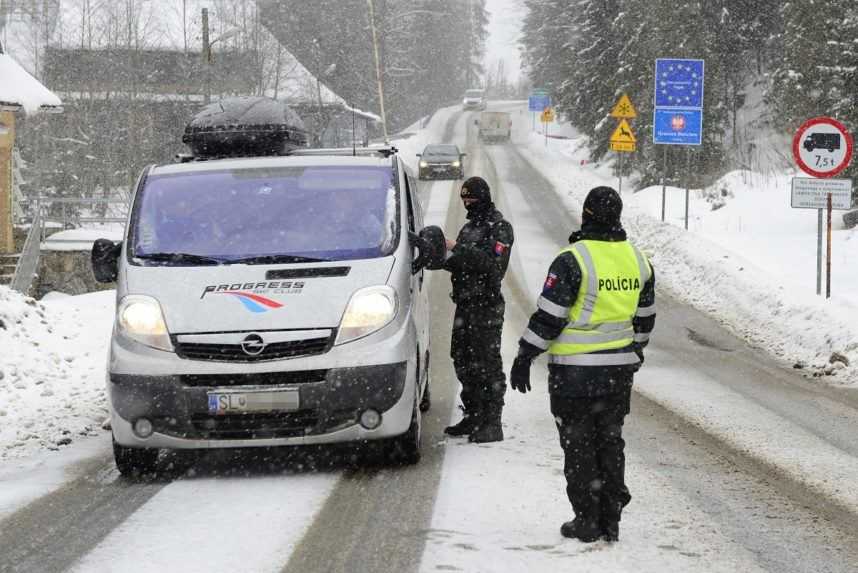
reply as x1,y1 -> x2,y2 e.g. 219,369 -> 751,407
512,107 -> 857,385
0,286 -> 114,459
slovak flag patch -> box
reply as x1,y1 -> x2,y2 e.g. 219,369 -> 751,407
494,241 -> 508,256
544,272 -> 558,291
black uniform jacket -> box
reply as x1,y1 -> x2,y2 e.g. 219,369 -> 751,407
444,206 -> 514,306
518,226 -> 656,397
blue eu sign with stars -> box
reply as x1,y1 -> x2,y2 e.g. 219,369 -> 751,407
653,58 -> 705,146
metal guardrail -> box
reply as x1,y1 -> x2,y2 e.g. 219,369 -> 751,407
10,208 -> 41,295
9,196 -> 129,294
17,196 -> 130,243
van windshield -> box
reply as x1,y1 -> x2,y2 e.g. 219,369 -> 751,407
129,165 -> 398,265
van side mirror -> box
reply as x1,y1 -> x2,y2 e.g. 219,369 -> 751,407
409,226 -> 446,274
460,153 -> 467,157
416,153 -> 422,157
91,238 -> 122,283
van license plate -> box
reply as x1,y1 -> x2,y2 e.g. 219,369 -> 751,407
207,389 -> 300,415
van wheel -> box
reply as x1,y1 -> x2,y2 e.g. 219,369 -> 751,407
389,399 -> 421,465
113,437 -> 159,478
420,375 -> 432,413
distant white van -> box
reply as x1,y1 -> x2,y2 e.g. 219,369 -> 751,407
477,111 -> 512,143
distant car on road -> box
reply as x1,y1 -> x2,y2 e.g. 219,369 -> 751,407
462,89 -> 486,111
417,144 -> 465,180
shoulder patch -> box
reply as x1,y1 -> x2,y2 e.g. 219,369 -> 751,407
494,241 -> 509,256
544,272 -> 558,291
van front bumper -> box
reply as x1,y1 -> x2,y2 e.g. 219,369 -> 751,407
109,362 -> 413,449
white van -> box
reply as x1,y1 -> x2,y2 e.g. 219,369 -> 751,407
92,145 -> 442,476
477,111 -> 512,143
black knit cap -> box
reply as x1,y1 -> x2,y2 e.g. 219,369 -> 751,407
582,186 -> 622,226
460,176 -> 492,204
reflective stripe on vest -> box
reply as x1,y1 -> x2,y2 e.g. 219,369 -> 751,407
548,240 -> 646,361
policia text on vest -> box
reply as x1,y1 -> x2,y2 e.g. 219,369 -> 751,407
599,277 -> 640,291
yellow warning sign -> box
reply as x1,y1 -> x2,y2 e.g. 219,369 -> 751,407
610,94 -> 637,119
609,118 -> 636,152
540,107 -> 555,123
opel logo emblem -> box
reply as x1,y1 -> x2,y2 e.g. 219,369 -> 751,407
240,333 -> 266,356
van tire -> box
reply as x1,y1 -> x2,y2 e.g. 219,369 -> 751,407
389,399 -> 421,465
113,437 -> 159,478
420,375 -> 432,412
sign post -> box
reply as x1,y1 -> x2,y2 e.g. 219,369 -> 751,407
609,94 -> 637,194
653,58 -> 705,228
529,90 -> 550,133
540,106 -> 555,146
791,116 -> 854,297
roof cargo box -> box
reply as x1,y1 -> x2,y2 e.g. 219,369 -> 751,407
182,96 -> 309,158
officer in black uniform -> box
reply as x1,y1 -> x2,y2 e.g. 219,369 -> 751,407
442,176 -> 514,443
510,186 -> 656,542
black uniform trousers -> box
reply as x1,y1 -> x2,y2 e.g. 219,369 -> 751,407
450,302 -> 507,412
550,385 -> 632,523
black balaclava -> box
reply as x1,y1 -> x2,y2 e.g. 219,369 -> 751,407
571,186 -> 625,242
460,176 -> 494,218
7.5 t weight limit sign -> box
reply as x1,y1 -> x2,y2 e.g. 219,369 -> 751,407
792,117 -> 854,178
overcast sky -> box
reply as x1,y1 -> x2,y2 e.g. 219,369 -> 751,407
484,0 -> 525,85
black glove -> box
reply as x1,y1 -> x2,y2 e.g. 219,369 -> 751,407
633,343 -> 645,367
510,356 -> 533,394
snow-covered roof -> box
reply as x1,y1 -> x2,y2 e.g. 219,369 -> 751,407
0,53 -> 62,115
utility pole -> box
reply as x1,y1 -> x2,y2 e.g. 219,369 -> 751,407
367,0 -> 388,142
202,7 -> 211,104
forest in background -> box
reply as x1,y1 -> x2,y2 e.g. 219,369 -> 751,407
520,0 -> 858,187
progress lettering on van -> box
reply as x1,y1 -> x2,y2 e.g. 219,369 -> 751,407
200,281 -> 306,298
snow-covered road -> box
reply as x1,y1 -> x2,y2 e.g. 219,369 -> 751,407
2,103 -> 858,573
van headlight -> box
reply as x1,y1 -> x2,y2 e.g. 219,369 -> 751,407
335,286 -> 397,345
116,295 -> 173,351
451,160 -> 461,168
419,161 -> 428,168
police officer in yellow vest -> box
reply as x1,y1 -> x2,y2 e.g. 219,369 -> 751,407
510,186 -> 655,543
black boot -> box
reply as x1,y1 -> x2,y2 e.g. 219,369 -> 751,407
600,519 -> 619,542
600,496 -> 627,542
560,516 -> 601,542
468,404 -> 503,443
444,406 -> 479,437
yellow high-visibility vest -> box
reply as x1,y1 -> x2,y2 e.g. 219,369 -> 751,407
547,240 -> 650,366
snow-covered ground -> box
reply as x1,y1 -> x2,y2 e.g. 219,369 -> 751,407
512,106 -> 857,385
0,288 -> 113,461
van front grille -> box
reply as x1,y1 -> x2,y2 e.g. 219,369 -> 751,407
175,335 -> 332,362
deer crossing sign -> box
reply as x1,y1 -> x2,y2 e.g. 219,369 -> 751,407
610,118 -> 636,152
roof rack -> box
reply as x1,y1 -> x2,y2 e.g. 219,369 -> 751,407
286,145 -> 399,158
174,145 -> 399,164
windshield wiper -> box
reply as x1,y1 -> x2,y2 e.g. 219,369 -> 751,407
225,254 -> 330,265
135,252 -> 225,265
